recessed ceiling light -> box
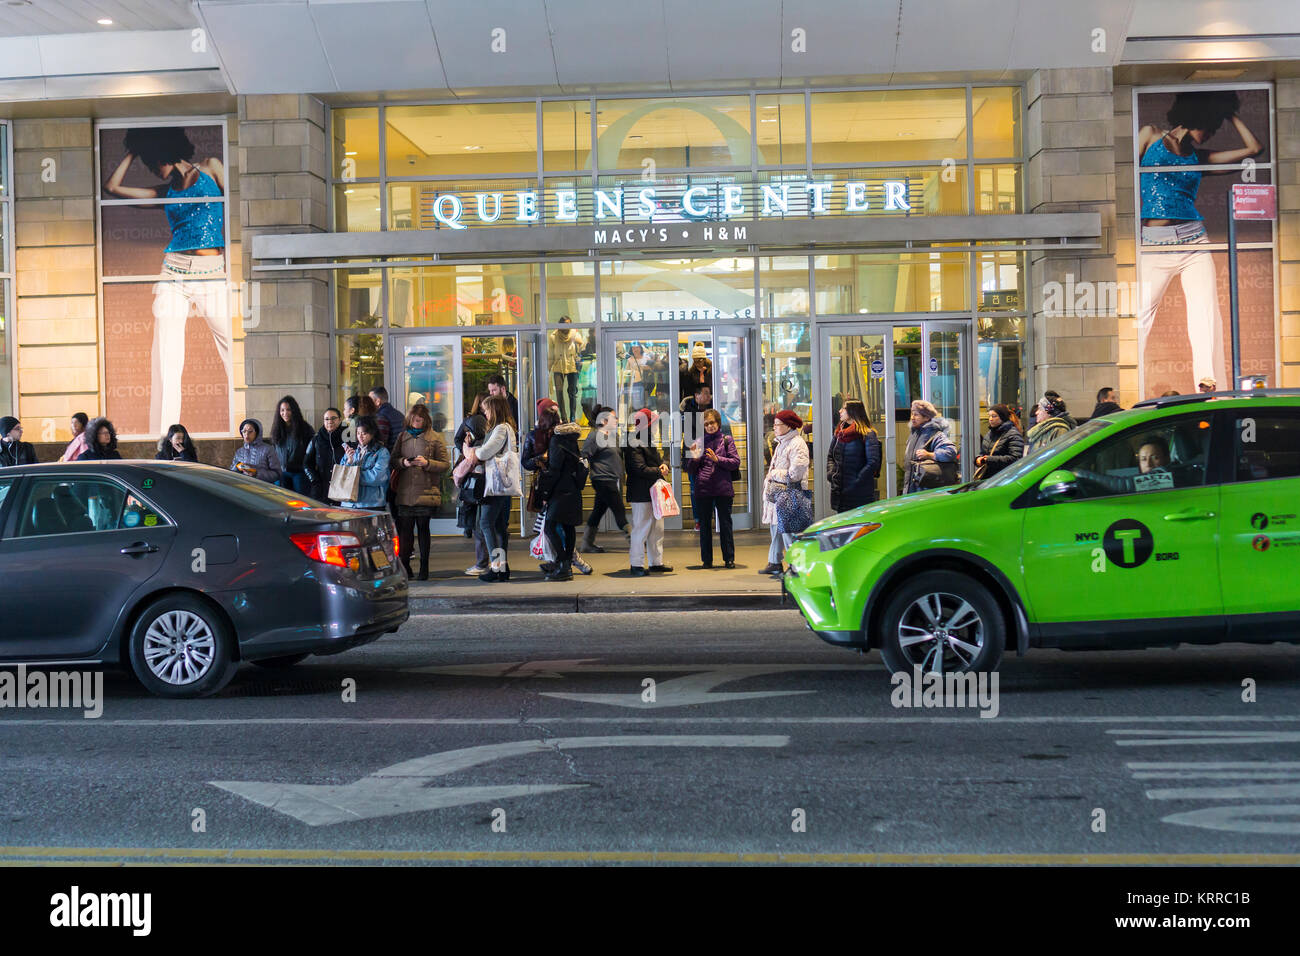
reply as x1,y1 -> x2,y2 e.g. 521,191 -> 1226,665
345,151 -> 357,156
463,145 -> 483,151
97,17 -> 113,25
761,118 -> 777,123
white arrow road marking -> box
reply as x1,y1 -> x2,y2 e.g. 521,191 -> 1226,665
406,660 -> 880,710
1110,729 -> 1300,746
1162,805 -> 1300,835
210,734 -> 789,826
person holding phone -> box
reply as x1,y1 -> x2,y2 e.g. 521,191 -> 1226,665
231,418 -> 282,483
391,403 -> 449,579
685,408 -> 740,569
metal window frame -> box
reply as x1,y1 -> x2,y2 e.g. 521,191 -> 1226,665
1,119 -> 14,415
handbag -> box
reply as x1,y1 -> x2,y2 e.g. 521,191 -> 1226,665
484,429 -> 522,497
650,478 -> 680,520
527,475 -> 548,513
329,463 -> 361,502
773,487 -> 813,535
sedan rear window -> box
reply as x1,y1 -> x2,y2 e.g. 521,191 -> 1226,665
166,466 -> 326,515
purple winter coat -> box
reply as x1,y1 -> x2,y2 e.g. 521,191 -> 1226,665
685,429 -> 740,498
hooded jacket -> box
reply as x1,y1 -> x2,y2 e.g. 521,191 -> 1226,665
339,439 -> 390,509
903,416 -> 958,494
827,425 -> 882,511
1025,415 -> 1072,452
685,427 -> 740,499
155,434 -> 198,461
77,417 -> 122,461
231,418 -> 283,483
537,422 -> 586,525
304,424 -> 346,500
392,427 -> 450,509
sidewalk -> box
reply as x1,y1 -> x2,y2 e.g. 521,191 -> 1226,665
405,529 -> 790,614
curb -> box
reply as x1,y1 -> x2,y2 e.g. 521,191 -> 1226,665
409,590 -> 790,615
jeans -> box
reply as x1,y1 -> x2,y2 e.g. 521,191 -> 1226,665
696,495 -> 734,566
586,477 -> 628,531
1138,229 -> 1226,388
280,470 -> 310,494
477,495 -> 512,571
553,371 -> 579,422
768,524 -> 793,566
629,501 -> 664,568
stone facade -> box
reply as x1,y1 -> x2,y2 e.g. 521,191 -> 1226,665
1279,77 -> 1300,387
236,94 -> 332,431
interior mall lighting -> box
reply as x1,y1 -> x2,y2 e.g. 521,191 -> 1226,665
97,18 -> 113,25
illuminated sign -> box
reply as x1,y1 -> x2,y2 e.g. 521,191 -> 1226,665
417,177 -> 917,230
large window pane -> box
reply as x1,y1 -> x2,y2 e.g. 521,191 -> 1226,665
601,257 -> 755,321
543,100 -> 591,172
334,184 -> 381,232
336,268 -> 383,330
387,179 -> 539,230
546,261 -> 596,323
760,257 -> 809,318
810,89 -> 967,165
388,263 -> 539,327
332,107 -> 380,180
386,103 -> 537,178
976,164 -> 1020,213
972,88 -> 1021,158
595,96 -> 752,171
761,322 -> 814,505
0,278 -> 9,415
977,314 -> 1027,418
814,252 -> 970,314
977,249 -> 1024,313
804,166 -> 968,217
544,323 -> 596,424
336,333 -> 384,411
756,94 -> 805,167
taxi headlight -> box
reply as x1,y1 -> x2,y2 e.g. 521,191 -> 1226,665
803,522 -> 881,551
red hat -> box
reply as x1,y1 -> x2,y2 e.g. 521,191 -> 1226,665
774,409 -> 802,429
536,397 -> 558,416
633,407 -> 658,426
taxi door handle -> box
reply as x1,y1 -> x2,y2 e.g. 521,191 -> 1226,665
120,541 -> 160,556
1163,510 -> 1216,522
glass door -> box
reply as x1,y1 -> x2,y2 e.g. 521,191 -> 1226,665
391,332 -> 525,534
817,320 -> 972,516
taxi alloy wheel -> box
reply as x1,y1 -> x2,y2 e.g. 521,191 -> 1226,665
878,571 -> 1005,675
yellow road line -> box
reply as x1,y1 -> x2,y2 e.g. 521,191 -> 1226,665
1,847 -> 1297,865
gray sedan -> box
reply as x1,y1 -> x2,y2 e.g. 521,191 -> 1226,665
0,461 -> 408,697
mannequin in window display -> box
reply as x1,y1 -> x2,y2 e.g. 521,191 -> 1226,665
104,127 -> 233,436
548,316 -> 586,422
1137,91 -> 1263,391
620,343 -> 664,414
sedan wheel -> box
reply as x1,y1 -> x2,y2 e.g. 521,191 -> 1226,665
129,595 -> 238,698
878,571 -> 1004,675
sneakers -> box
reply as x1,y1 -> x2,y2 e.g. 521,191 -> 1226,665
573,555 -> 594,575
465,564 -> 488,575
759,562 -> 783,575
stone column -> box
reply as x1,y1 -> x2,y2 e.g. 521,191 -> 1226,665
1279,78 -> 1300,388
1026,68 -> 1120,416
12,118 -> 98,441
237,94 -> 331,429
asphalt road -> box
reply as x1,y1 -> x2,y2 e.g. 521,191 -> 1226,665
3,610 -> 1300,864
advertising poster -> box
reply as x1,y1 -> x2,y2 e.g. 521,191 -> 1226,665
1134,87 -> 1276,397
98,123 -> 232,437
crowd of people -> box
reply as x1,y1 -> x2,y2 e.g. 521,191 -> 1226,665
0,376 -> 1141,582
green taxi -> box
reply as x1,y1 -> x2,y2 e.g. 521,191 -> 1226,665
783,391 -> 1300,674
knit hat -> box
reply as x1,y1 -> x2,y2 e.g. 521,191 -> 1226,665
911,400 -> 939,421
537,397 -> 558,417
238,418 -> 262,439
692,344 -> 707,361
0,416 -> 18,438
632,407 -> 659,427
774,409 -> 802,429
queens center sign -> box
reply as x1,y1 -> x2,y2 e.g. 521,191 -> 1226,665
418,177 -> 918,240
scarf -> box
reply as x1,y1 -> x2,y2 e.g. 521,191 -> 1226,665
406,426 -> 427,437
835,423 -> 865,443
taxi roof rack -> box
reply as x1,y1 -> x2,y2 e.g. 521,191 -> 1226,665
1132,388 -> 1300,410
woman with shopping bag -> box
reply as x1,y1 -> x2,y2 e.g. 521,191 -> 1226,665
459,394 -> 519,583
761,409 -> 811,575
337,416 -> 390,511
623,408 -> 674,578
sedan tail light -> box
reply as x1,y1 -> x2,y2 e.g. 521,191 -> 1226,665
291,532 -> 363,568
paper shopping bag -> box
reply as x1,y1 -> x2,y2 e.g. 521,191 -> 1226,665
329,463 -> 361,502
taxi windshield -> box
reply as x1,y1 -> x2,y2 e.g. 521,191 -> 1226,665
978,419 -> 1111,489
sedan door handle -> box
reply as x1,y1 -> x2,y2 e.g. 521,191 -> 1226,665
1163,510 -> 1216,522
120,542 -> 159,556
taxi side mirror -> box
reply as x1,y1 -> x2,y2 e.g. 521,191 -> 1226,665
1038,469 -> 1078,501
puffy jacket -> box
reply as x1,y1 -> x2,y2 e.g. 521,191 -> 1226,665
392,428 -> 450,508
762,430 -> 810,527
303,426 -> 346,500
902,417 -> 958,494
685,428 -> 740,498
1025,415 -> 1072,452
624,440 -> 666,503
537,423 -> 586,525
231,419 -> 282,483
78,447 -> 122,461
339,442 -> 390,509
827,427 -> 881,512
975,421 -> 1025,479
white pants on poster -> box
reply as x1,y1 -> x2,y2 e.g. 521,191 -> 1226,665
630,501 -> 664,569
150,252 -> 233,435
1137,229 -> 1226,391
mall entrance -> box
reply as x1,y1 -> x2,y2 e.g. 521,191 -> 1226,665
603,326 -> 754,531
817,319 -> 974,506
388,331 -> 533,534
